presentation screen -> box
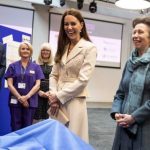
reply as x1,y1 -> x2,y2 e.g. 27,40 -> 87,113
49,13 -> 123,68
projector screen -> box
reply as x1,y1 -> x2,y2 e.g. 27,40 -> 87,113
49,13 -> 123,68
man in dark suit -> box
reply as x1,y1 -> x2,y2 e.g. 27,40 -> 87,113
0,43 -> 6,88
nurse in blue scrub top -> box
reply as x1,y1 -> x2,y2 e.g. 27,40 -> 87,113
5,41 -> 44,131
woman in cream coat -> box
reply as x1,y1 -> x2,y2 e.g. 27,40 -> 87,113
48,8 -> 97,143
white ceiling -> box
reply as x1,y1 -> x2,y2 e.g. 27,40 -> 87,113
19,0 -> 150,19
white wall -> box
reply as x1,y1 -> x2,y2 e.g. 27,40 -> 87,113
0,0 -> 142,107
31,4 -> 50,61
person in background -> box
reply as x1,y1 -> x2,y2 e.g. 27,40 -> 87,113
5,41 -> 44,131
33,42 -> 53,123
0,43 -> 6,88
48,8 -> 97,143
111,16 -> 150,150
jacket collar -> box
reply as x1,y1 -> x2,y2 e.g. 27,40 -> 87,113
61,38 -> 86,65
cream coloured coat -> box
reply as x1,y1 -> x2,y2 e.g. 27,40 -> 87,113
49,38 -> 97,142
50,38 -> 97,104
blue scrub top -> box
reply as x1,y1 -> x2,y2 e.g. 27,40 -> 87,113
5,60 -> 44,107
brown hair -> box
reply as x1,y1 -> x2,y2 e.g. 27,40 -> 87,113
38,42 -> 53,65
132,17 -> 150,36
132,16 -> 150,28
55,8 -> 91,63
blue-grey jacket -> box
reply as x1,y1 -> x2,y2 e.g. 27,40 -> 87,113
111,60 -> 150,150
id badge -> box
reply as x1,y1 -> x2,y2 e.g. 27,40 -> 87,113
18,83 -> 26,89
10,98 -> 18,104
30,70 -> 35,74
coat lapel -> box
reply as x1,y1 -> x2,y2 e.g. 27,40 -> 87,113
61,47 -> 68,65
66,38 -> 85,64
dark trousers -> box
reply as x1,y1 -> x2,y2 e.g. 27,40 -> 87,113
10,105 -> 36,131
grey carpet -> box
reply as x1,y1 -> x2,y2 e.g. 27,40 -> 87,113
88,108 -> 116,150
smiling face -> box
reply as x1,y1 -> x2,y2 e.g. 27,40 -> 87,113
41,49 -> 51,59
132,23 -> 150,53
19,43 -> 32,59
64,15 -> 83,44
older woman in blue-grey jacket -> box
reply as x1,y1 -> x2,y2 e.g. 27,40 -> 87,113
111,16 -> 150,150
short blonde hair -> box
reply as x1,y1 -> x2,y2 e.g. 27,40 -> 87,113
18,41 -> 33,57
38,42 -> 53,65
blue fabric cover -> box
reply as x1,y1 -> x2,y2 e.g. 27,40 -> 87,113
0,119 -> 94,150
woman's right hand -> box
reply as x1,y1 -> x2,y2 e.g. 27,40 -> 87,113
48,91 -> 61,116
49,102 -> 60,116
115,113 -> 123,120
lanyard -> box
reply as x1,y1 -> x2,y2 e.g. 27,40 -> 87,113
21,66 -> 26,81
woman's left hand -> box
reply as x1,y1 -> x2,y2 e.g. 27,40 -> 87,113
48,92 -> 59,104
116,114 -> 135,128
19,95 -> 28,103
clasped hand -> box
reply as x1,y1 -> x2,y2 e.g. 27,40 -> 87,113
39,90 -> 49,98
18,95 -> 29,108
48,92 -> 60,116
115,113 -> 135,128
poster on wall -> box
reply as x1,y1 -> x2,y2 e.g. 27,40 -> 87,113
0,25 -> 31,68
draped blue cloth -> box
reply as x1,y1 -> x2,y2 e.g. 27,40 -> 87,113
0,119 -> 94,150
